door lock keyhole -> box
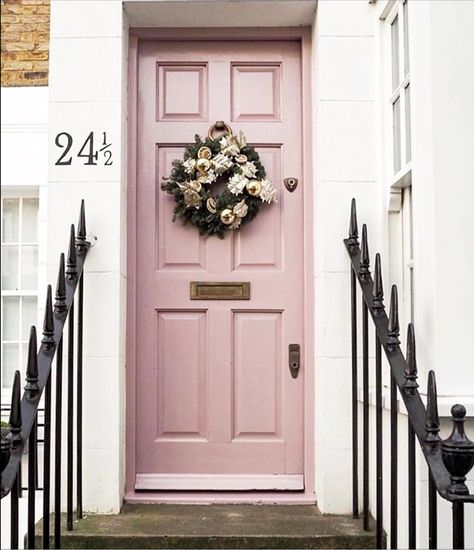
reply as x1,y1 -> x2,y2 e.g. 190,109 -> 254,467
289,344 -> 300,378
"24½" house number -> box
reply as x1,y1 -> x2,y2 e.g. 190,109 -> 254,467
54,131 -> 113,166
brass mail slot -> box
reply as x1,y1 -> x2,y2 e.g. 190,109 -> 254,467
190,281 -> 251,300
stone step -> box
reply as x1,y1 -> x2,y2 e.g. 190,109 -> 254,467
38,504 -> 378,549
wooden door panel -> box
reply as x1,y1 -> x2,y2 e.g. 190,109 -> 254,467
232,146 -> 283,270
232,311 -> 282,440
156,310 -> 208,441
136,39 -> 304,490
156,146 -> 208,270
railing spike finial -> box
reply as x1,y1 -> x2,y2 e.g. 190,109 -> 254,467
441,404 -> 474,495
66,224 -> 77,280
404,323 -> 419,395
42,284 -> 55,350
425,370 -> 440,445
55,252 -> 67,314
372,253 -> 384,312
348,198 -> 358,248
25,326 -> 39,398
76,199 -> 87,254
359,224 -> 370,279
387,285 -> 400,350
9,370 -> 23,450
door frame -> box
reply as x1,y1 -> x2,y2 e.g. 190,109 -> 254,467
125,26 -> 315,503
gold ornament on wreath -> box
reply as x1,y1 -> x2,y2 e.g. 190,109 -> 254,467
161,121 -> 278,238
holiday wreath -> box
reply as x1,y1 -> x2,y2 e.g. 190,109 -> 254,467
161,122 -> 278,238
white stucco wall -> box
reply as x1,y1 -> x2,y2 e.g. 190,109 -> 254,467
313,0 -> 381,515
48,0 -> 127,513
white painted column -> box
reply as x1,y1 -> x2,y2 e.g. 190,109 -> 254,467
313,0 -> 380,514
48,0 -> 126,513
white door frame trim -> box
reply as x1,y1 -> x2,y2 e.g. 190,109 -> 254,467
126,26 -> 315,504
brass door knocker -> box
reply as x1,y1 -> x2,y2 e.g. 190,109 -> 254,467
207,121 -> 233,141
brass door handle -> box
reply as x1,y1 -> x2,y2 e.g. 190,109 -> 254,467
289,344 -> 300,378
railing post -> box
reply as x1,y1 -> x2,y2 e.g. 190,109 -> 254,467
359,224 -> 370,531
348,198 -> 359,519
9,371 -> 22,549
66,224 -> 77,531
452,502 -> 465,550
387,285 -> 400,549
405,324 -> 418,549
76,199 -> 86,520
25,327 -> 39,549
42,284 -> 54,548
54,337 -> 63,548
373,253 -> 384,548
442,404 -> 474,549
425,371 -> 440,549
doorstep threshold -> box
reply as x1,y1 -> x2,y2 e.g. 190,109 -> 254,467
125,490 -> 315,505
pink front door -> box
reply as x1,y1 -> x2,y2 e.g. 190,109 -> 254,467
135,39 -> 305,490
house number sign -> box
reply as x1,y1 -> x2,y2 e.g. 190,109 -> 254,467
54,131 -> 113,166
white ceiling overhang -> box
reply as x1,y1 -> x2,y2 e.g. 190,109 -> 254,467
124,0 -> 317,28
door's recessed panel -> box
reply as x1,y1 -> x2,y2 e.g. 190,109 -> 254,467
156,310 -> 208,441
232,311 -> 282,441
231,64 -> 281,121
157,63 -> 208,121
156,146 -> 207,270
233,146 -> 283,271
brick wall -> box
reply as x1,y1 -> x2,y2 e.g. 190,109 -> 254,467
1,0 -> 50,86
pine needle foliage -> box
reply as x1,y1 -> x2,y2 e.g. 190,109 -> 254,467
161,134 -> 267,238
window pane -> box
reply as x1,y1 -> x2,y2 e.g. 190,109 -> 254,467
22,296 -> 37,341
2,343 -> 19,389
21,245 -> 38,291
21,342 -> 28,375
391,15 -> 400,91
2,198 -> 19,243
403,0 -> 410,76
2,296 -> 20,342
392,97 -> 401,173
22,198 -> 39,243
405,84 -> 412,163
1,245 -> 19,290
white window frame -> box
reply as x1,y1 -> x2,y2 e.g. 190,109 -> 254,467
382,0 -> 412,189
382,1 -> 415,338
1,187 -> 40,403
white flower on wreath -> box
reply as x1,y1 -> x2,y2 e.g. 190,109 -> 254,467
219,135 -> 240,157
233,199 -> 249,219
198,170 -> 217,185
228,173 -> 249,196
240,161 -> 257,179
212,153 -> 233,175
183,158 -> 196,174
236,130 -> 247,148
259,179 -> 278,204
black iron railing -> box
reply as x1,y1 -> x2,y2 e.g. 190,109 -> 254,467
1,201 -> 89,549
345,199 -> 474,549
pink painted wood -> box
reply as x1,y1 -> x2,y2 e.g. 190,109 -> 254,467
136,40 -> 304,488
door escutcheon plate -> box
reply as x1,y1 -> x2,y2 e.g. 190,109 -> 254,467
289,344 -> 300,378
284,177 -> 298,192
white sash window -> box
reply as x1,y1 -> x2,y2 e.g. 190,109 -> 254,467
1,194 -> 39,396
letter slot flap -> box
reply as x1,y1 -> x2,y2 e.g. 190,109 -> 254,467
289,344 -> 301,379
